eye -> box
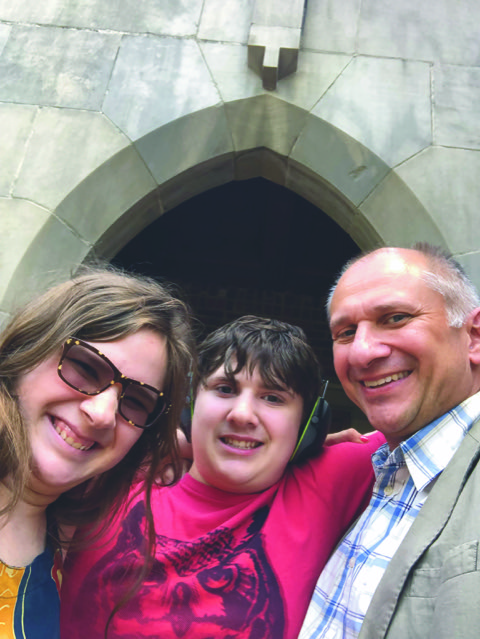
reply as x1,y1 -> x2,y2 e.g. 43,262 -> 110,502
333,326 -> 356,343
386,313 -> 410,325
65,355 -> 100,384
263,393 -> 285,405
214,383 -> 235,396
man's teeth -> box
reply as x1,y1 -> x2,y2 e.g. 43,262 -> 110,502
364,371 -> 410,388
54,422 -> 93,451
223,437 -> 261,450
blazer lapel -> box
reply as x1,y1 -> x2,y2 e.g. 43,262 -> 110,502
359,420 -> 480,639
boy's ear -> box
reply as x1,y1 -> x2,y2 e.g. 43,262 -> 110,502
467,308 -> 480,366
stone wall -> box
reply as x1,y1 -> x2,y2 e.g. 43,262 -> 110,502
0,0 -> 479,317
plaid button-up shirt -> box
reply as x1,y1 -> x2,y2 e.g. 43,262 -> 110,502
300,392 -> 480,639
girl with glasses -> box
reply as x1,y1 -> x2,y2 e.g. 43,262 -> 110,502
0,267 -> 194,639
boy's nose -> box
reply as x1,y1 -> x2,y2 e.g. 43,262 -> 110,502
227,392 -> 259,427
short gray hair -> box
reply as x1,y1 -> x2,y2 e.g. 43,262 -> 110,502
326,243 -> 480,328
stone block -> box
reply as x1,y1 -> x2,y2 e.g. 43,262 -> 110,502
103,35 -> 221,141
396,146 -> 480,254
0,104 -> 37,196
201,42 -> 350,111
156,154 -> 235,218
303,0 -> 361,53
285,160 -> 360,238
0,198 -> 50,304
134,106 -> 233,184
0,0 -> 203,36
435,64 -> 480,150
358,0 -> 480,65
252,0 -> 305,28
14,109 -> 130,211
0,213 -> 91,312
359,170 -> 447,248
199,0 -> 255,43
0,25 -> 120,109
291,114 -> 389,207
0,22 -> 10,55
225,94 -> 309,156
55,145 -> 157,243
313,56 -> 432,167
234,148 -> 288,184
248,25 -> 301,89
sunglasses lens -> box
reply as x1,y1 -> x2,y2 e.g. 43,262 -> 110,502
60,343 -> 114,394
120,384 -> 166,428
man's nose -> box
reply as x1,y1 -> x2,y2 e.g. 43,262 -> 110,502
227,392 -> 259,427
80,385 -> 119,429
348,324 -> 391,368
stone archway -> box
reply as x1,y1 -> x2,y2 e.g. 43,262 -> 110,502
0,96 -> 446,317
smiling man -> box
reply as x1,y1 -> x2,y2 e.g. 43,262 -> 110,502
301,243 -> 480,639
60,315 -> 382,639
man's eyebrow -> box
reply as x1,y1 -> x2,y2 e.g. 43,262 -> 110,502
330,301 -> 415,331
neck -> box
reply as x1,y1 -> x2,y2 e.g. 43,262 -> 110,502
0,481 -> 50,567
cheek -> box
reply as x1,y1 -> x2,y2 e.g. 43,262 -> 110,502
115,424 -> 144,458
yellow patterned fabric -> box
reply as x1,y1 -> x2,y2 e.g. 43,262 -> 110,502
0,548 -> 61,638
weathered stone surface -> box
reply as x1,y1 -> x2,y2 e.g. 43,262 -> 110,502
313,56 -> 431,167
435,64 -> 480,150
358,0 -> 480,65
396,147 -> 480,254
103,35 -> 221,141
201,42 -> 350,111
291,115 -> 389,207
225,95 -> 309,156
252,0 -> 305,28
0,198 -> 50,303
0,104 -> 37,196
0,0 -> 203,36
13,109 -> 129,211
55,145 -> 157,243
135,106 -> 233,184
248,25 -> 301,89
359,171 -> 447,248
198,0 -> 255,43
0,25 -> 120,108
0,213 -> 91,311
0,22 -> 10,55
303,0 -> 361,53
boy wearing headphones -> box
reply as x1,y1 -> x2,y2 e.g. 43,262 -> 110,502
61,316 -> 383,639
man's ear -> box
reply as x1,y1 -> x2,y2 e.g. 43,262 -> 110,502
467,308 -> 480,365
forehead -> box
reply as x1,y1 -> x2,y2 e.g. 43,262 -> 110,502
330,249 -> 443,325
207,361 -> 291,391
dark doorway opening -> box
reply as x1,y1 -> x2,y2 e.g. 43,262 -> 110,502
113,178 -> 365,429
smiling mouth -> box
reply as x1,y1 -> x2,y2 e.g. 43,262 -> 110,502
52,418 -> 95,451
221,437 -> 262,450
362,371 -> 411,389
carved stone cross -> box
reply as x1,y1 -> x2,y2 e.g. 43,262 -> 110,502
248,0 -> 306,90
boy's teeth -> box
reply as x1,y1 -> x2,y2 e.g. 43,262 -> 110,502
364,371 -> 409,388
223,437 -> 260,449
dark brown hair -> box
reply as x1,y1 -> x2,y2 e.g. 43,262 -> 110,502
196,315 -> 322,421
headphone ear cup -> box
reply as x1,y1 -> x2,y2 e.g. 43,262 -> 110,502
290,398 -> 331,464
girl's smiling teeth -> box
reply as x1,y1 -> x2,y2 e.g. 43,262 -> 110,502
221,436 -> 262,450
363,371 -> 411,388
52,417 -> 95,451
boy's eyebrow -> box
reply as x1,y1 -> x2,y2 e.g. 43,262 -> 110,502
261,380 -> 296,397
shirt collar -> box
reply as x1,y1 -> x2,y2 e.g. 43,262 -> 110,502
373,391 -> 480,492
